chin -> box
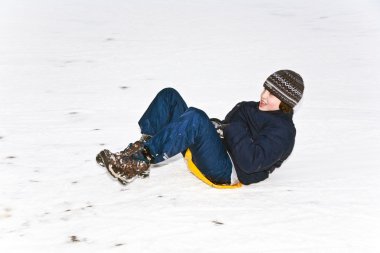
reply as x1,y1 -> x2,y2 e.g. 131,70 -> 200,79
258,106 -> 268,111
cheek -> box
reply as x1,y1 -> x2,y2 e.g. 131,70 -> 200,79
269,97 -> 281,109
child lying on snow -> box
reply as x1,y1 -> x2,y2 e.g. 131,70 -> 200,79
96,70 -> 304,186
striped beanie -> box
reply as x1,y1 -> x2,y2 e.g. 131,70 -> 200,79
263,70 -> 304,108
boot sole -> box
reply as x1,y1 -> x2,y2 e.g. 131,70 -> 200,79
96,153 -> 105,167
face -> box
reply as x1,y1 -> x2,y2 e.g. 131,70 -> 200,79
258,89 -> 281,111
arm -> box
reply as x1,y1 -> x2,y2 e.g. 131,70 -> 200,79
223,102 -> 244,124
225,124 -> 290,174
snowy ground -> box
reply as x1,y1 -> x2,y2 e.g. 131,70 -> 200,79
1,0 -> 380,252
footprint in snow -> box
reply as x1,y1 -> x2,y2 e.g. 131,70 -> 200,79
69,235 -> 81,243
66,110 -> 91,122
212,220 -> 224,226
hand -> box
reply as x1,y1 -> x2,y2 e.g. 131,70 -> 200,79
210,118 -> 227,139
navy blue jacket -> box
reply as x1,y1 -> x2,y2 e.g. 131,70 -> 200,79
223,101 -> 296,184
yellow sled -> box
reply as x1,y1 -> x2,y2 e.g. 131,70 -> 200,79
184,149 -> 242,189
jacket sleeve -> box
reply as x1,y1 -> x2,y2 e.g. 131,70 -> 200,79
225,124 -> 290,174
223,102 -> 244,124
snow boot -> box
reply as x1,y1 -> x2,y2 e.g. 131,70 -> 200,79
139,134 -> 152,142
98,146 -> 153,185
120,134 -> 151,157
96,135 -> 151,167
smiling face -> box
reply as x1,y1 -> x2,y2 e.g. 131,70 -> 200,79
258,89 -> 282,111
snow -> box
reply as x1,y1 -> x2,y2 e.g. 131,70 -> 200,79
1,0 -> 380,252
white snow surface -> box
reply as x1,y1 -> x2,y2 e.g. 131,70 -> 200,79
1,0 -> 380,252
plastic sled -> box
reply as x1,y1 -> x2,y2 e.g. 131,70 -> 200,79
184,149 -> 242,189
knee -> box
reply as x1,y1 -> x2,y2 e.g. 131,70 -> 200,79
186,107 -> 209,122
157,87 -> 181,98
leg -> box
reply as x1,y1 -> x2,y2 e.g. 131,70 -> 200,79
97,88 -> 188,183
138,87 -> 188,136
145,107 -> 232,184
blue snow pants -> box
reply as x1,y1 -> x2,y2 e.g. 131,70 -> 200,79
138,88 -> 233,185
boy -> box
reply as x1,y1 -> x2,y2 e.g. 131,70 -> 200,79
97,70 -> 304,186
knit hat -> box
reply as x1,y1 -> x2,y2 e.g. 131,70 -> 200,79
263,70 -> 304,108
